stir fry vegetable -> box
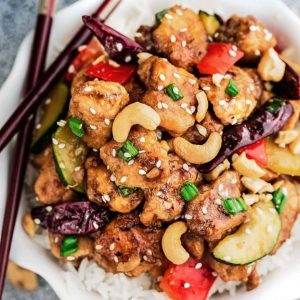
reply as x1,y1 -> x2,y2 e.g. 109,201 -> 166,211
180,182 -> 199,201
68,118 -> 85,138
199,100 -> 293,173
60,236 -> 78,257
272,189 -> 287,214
31,201 -> 110,235
237,139 -> 267,166
199,11 -> 222,36
166,83 -> 184,101
223,198 -> 248,215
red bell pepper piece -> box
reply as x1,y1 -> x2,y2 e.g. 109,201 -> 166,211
86,62 -> 136,84
65,38 -> 103,81
237,139 -> 267,166
159,258 -> 216,300
197,43 -> 244,75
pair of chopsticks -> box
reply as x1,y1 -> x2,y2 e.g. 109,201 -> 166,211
0,0 -> 121,297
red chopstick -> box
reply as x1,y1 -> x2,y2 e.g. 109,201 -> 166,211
0,0 -> 56,296
0,0 -> 121,295
0,0 -> 121,152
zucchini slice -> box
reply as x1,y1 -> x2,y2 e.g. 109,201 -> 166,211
52,123 -> 88,193
213,201 -> 281,265
31,82 -> 69,153
199,11 -> 221,36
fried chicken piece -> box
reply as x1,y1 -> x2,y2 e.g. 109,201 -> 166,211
216,15 -> 276,63
140,154 -> 199,226
85,156 -> 144,213
199,66 -> 257,125
100,126 -> 169,189
135,25 -> 156,53
186,171 -> 248,241
94,213 -> 165,276
138,56 -> 198,136
153,5 -> 207,71
34,153 -> 76,205
69,80 -> 129,149
182,232 -> 205,260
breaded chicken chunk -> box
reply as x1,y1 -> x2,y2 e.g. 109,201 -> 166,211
153,5 -> 207,71
85,156 -> 144,213
69,80 -> 130,149
138,56 -> 198,136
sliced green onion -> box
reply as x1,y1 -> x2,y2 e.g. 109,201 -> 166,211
266,98 -> 283,113
272,189 -> 287,213
60,236 -> 78,257
117,140 -> 139,162
223,198 -> 248,215
118,185 -> 138,196
180,182 -> 199,201
155,9 -> 167,21
166,83 -> 184,101
225,79 -> 239,97
68,118 -> 84,138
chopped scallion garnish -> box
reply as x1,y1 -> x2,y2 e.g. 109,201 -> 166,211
155,9 -> 167,21
60,235 -> 78,257
166,83 -> 184,101
223,198 -> 247,215
180,182 -> 199,201
118,185 -> 138,197
272,189 -> 287,213
68,118 -> 84,138
225,79 -> 239,97
266,98 -> 283,113
117,140 -> 139,162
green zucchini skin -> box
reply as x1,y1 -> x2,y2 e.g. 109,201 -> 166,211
212,201 -> 281,265
31,82 -> 70,154
52,123 -> 88,194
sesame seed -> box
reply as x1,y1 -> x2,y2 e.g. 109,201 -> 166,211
140,136 -> 145,143
184,282 -> 190,289
121,176 -> 127,183
231,178 -> 237,184
143,255 -> 149,261
128,160 -> 134,166
92,148 -> 98,152
202,86 -> 211,91
110,174 -> 116,181
45,206 -> 52,212
223,256 -> 232,262
182,163 -> 189,171
212,272 -> 218,277
90,124 -> 97,130
116,43 -> 123,52
219,100 -> 227,106
173,72 -> 180,78
157,84 -> 164,91
176,9 -> 183,15
229,49 -> 237,57
190,106 -> 196,113
181,40 -> 187,48
44,99 -> 52,106
125,55 -> 132,63
34,218 -> 41,224
59,162 -> 65,169
78,45 -> 87,52
68,64 -> 75,74
139,150 -> 146,154
112,149 -> 116,157
181,103 -> 188,109
215,198 -> 222,205
54,237 -> 59,244
224,74 -> 232,79
232,45 -> 238,51
157,191 -> 163,197
159,74 -> 166,81
135,32 -> 142,38
52,138 -> 58,145
57,120 -> 67,127
180,27 -> 188,32
246,99 -> 253,105
102,194 -> 111,202
212,73 -> 224,87
186,108 -> 193,115
185,214 -> 192,220
156,160 -> 162,168
195,263 -> 202,269
90,107 -> 96,115
67,256 -> 75,261
109,243 -> 115,251
249,25 -> 259,31
231,117 -> 238,125
74,166 -> 81,172
188,78 -> 196,85
157,102 -> 163,109
35,123 -> 41,130
254,49 -> 261,56
165,14 -> 173,19
104,118 -> 110,126
173,86 -> 179,94
245,228 -> 252,235
95,245 -> 103,250
162,102 -> 169,109
147,249 -> 153,255
139,169 -> 147,175
123,152 -> 131,158
113,256 -> 119,263
84,86 -> 93,92
196,124 -> 207,137
93,221 -> 99,229
170,35 -> 176,43
58,143 -> 65,149
202,206 -> 208,214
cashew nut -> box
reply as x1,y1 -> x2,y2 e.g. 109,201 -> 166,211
173,132 -> 222,164
137,52 -> 153,64
112,102 -> 160,142
22,213 -> 37,238
204,159 -> 230,181
196,91 -> 209,123
275,130 -> 298,147
258,48 -> 286,82
162,221 -> 189,265
232,152 -> 266,178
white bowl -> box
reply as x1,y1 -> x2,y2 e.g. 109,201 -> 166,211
1,0 -> 300,299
